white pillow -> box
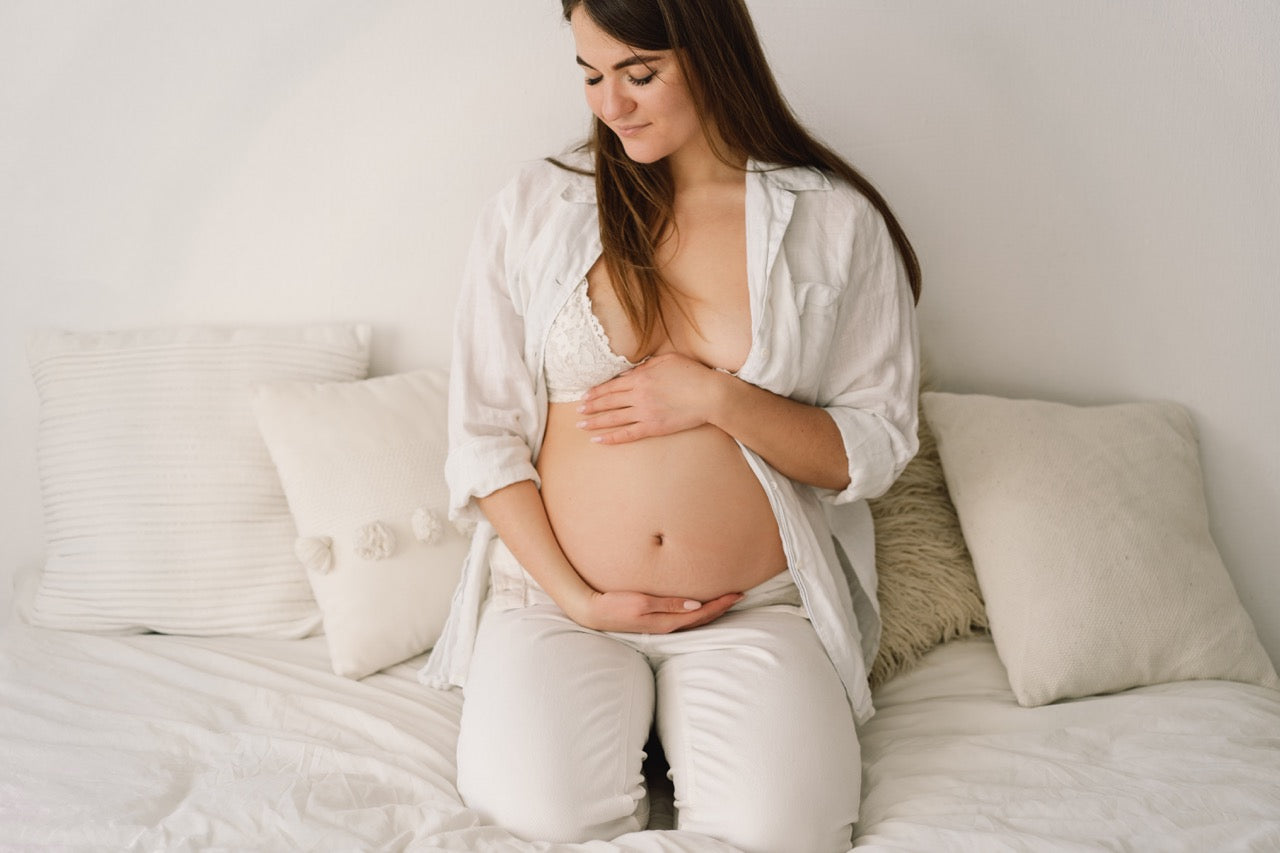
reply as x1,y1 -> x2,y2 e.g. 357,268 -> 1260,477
922,391 -> 1279,707
252,369 -> 468,679
26,324 -> 371,637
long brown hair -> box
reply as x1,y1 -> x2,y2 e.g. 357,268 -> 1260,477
556,0 -> 922,351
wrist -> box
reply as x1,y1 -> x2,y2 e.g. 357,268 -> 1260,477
704,367 -> 743,433
553,574 -> 600,620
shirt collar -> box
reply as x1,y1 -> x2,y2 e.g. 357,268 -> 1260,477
558,158 -> 832,204
751,160 -> 832,192
560,175 -> 595,204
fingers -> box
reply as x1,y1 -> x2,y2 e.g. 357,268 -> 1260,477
589,426 -> 647,446
581,366 -> 646,408
646,592 -> 743,633
576,406 -> 657,445
651,596 -> 708,614
580,589 -> 744,634
577,388 -> 631,417
576,355 -> 709,445
645,593 -> 739,615
575,390 -> 648,443
575,407 -> 637,431
579,356 -> 669,411
575,395 -> 685,443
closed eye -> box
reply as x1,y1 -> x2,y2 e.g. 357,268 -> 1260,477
577,53 -> 664,87
584,71 -> 657,87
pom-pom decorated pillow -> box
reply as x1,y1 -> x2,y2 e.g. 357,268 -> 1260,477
253,369 -> 467,678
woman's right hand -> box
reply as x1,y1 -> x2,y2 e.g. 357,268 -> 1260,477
565,589 -> 744,634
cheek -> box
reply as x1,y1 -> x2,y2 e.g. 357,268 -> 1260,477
679,91 -> 701,126
657,87 -> 696,128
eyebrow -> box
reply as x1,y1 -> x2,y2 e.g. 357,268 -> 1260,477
575,53 -> 663,72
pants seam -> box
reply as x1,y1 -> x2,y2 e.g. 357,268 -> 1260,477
659,653 -> 696,825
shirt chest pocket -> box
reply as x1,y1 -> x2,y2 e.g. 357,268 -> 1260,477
796,279 -> 840,317
764,280 -> 841,401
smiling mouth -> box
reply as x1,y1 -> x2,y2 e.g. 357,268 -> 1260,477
615,124 -> 650,138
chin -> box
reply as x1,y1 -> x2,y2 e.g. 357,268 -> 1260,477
616,138 -> 672,165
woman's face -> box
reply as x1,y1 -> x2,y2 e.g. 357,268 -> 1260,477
569,8 -> 704,165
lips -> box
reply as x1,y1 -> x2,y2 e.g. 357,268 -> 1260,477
614,123 -> 650,138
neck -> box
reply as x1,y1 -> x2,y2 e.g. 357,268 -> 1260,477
667,130 -> 746,193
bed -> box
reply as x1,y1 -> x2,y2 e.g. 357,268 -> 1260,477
3,620 -> 1278,851
4,324 -> 1278,852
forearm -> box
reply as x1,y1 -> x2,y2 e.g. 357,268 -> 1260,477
475,480 -> 595,612
578,353 -> 852,490
707,370 -> 851,491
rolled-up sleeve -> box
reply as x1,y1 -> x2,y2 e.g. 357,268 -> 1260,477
817,200 -> 920,505
445,183 -> 542,525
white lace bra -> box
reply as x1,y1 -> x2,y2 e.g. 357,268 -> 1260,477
544,279 -> 638,403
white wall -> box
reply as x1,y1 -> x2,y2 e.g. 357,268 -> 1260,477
2,1 -> 1277,663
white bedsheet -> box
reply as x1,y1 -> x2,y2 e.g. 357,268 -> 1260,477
4,622 -> 1278,852
855,636 -> 1280,852
0,621 -> 722,852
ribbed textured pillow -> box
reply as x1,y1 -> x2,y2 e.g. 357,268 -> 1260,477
26,325 -> 371,637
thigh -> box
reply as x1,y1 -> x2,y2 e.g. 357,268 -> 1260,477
457,604 -> 655,842
654,609 -> 861,853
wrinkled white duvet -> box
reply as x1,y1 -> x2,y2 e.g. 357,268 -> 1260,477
2,622 -> 1278,852
856,636 -> 1280,852
0,622 -> 709,852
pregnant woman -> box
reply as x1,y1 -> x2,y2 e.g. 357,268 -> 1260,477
420,0 -> 921,849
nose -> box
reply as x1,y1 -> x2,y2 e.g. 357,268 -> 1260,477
598,79 -> 635,122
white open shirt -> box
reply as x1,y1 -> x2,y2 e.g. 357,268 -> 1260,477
421,152 -> 919,724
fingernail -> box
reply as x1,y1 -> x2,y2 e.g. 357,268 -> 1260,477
683,600 -> 701,611
576,420 -> 587,428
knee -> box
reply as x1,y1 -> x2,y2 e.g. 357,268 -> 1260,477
457,607 -> 654,841
685,788 -> 855,853
716,811 -> 854,853
458,764 -> 645,843
674,735 -> 860,853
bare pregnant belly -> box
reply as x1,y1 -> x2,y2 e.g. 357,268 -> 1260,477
536,403 -> 788,600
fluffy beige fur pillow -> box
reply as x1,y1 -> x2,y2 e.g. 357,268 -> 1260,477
868,389 -> 988,688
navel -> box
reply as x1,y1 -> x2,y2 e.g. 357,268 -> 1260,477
652,532 -> 665,547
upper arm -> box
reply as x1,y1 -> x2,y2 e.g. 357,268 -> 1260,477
816,198 -> 920,504
445,184 -> 542,523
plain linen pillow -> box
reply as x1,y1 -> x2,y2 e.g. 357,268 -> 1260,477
26,324 -> 371,637
253,369 -> 468,679
922,391 -> 1279,707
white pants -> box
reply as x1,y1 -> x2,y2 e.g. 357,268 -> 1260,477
456,546 -> 862,852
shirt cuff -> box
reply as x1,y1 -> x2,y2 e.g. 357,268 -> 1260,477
819,406 -> 917,505
445,437 -> 541,523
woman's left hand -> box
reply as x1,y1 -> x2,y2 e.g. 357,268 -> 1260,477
577,352 -> 723,444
